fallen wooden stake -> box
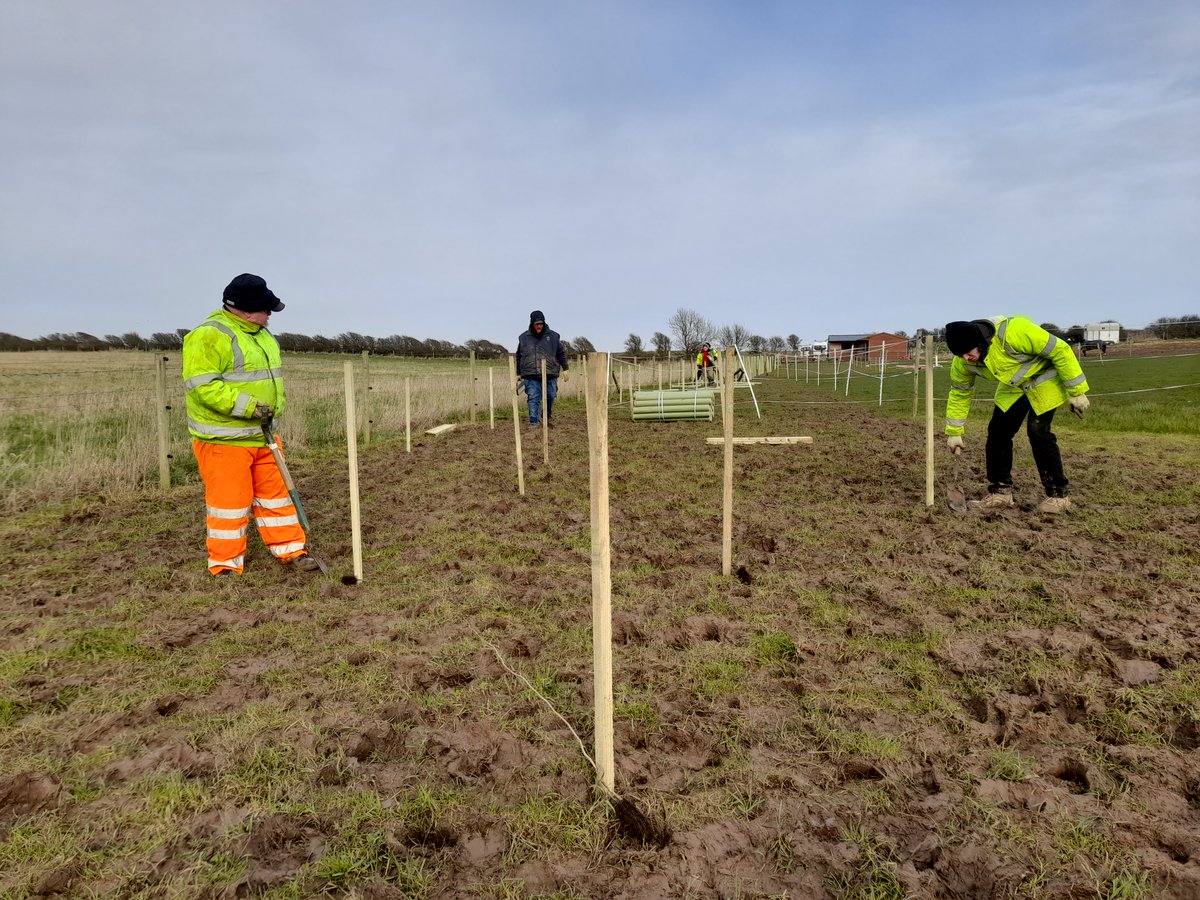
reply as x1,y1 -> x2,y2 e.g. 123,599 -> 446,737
424,423 -> 457,436
705,436 -> 814,445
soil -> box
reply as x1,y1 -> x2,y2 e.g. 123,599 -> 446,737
2,371 -> 1198,898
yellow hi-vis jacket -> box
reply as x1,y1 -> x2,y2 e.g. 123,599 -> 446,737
182,309 -> 286,446
945,316 -> 1088,437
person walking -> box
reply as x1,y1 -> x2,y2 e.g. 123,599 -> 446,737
182,274 -> 320,575
516,310 -> 569,427
944,316 -> 1090,513
695,342 -> 717,385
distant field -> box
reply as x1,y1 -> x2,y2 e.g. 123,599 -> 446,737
806,342 -> 1200,437
0,351 -> 564,510
2,344 -> 1196,511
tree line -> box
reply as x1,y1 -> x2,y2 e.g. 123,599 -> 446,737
911,316 -> 1200,346
3,313 -> 1196,357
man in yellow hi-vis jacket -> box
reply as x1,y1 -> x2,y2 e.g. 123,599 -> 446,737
944,316 -> 1090,514
182,274 -> 320,576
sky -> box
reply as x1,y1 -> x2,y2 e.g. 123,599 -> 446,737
1,1 -> 1198,352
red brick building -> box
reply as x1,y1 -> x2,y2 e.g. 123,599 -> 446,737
826,332 -> 910,361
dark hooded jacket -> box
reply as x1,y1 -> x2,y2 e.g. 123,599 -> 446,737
516,311 -> 569,379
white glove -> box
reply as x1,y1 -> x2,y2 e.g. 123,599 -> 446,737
560,371 -> 569,382
946,435 -> 965,454
1067,395 -> 1090,418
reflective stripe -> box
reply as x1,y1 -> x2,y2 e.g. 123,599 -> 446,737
1040,335 -> 1058,356
198,321 -> 245,369
947,416 -> 967,427
209,554 -> 244,568
964,365 -> 987,376
1009,360 -> 1036,385
950,378 -> 972,391
208,526 -> 247,539
255,514 -> 300,528
224,369 -> 281,383
189,418 -> 262,438
1028,370 -> 1058,388
231,393 -> 254,417
1063,373 -> 1087,388
185,369 -> 281,391
254,495 -> 292,509
184,372 -> 223,390
208,504 -> 252,518
268,541 -> 306,557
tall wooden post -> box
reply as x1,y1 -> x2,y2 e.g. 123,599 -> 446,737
469,350 -> 477,424
344,361 -> 364,582
404,377 -> 412,453
155,355 -> 170,489
540,358 -> 549,464
879,342 -> 886,406
722,347 -> 735,576
925,336 -> 935,507
488,367 -> 495,429
361,349 -> 371,448
510,355 -> 526,496
585,352 -> 615,794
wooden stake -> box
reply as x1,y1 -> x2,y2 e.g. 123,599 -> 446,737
540,358 -> 549,464
155,355 -> 170,489
585,352 -> 615,794
361,349 -> 371,448
925,336 -> 935,507
344,361 -> 364,582
722,347 -> 734,577
469,350 -> 477,424
404,377 -> 412,453
488,367 -> 495,429
706,436 -> 813,445
510,355 -> 525,496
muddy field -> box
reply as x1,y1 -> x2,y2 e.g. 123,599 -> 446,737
2,371 -> 1198,898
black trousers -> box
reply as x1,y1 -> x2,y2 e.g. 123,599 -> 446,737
985,395 -> 1068,497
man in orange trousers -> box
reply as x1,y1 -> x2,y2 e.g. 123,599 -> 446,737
182,274 -> 321,576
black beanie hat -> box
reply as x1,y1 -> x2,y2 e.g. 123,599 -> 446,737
529,310 -> 546,327
945,320 -> 989,356
223,274 -> 285,313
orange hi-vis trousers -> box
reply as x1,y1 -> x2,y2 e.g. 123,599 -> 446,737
192,439 -> 308,575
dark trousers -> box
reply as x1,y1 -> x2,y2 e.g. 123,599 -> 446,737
985,395 -> 1068,497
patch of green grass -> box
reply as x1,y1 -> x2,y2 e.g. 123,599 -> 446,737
222,742 -> 310,806
828,825 -> 905,899
985,747 -> 1037,782
1097,867 -> 1154,900
62,626 -> 145,664
501,793 -> 605,865
751,631 -> 799,664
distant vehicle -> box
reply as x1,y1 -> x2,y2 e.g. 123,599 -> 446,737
1079,321 -> 1121,355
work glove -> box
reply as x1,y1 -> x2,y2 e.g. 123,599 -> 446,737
250,403 -> 273,420
1068,395 -> 1090,419
947,435 -> 965,455
560,371 -> 569,382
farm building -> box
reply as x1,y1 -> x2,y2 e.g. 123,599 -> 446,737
826,331 -> 909,361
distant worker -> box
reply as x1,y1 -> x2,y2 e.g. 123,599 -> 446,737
516,309 -> 569,427
696,342 -> 717,385
944,316 -> 1090,513
182,274 -> 320,575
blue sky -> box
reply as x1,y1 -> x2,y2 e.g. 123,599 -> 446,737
2,1 -> 1197,350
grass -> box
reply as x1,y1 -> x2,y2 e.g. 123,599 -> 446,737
0,350 -> 581,510
1,352 -> 1196,898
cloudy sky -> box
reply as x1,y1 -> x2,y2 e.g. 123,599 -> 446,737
2,1 -> 1197,351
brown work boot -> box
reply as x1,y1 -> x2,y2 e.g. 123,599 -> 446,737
292,555 -> 321,572
1037,496 -> 1072,514
968,491 -> 1014,510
